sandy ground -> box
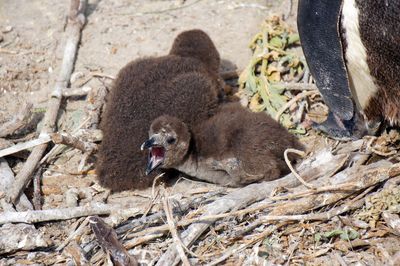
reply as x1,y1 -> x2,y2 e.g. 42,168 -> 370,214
0,0 -> 297,113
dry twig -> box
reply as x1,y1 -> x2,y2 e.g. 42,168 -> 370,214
0,158 -> 33,211
0,134 -> 51,158
89,216 -> 138,266
50,132 -> 97,153
32,167 -> 43,210
0,202 -> 142,224
57,217 -> 90,251
62,86 -> 92,97
275,90 -> 319,121
163,196 -> 192,266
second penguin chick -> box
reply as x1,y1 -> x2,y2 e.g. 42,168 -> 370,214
141,103 -> 304,187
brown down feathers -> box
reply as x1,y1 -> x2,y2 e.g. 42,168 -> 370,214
96,29 -> 222,191
149,103 -> 304,186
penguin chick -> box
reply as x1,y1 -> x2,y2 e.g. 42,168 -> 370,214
170,29 -> 226,100
169,29 -> 220,74
142,103 -> 304,187
96,30 -> 222,191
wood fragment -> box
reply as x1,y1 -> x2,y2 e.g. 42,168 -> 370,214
32,166 -> 43,210
89,216 -> 138,266
0,223 -> 49,255
84,86 -> 108,130
64,241 -> 89,266
90,72 -> 115,80
7,0 -> 87,205
0,134 -> 51,158
256,198 -> 365,223
57,217 -> 90,252
382,211 -> 400,235
0,158 -> 33,211
0,48 -> 17,54
280,82 -> 317,91
163,196 -> 192,266
50,132 -> 98,153
206,224 -> 285,266
116,189 -> 226,235
284,228 -> 305,266
270,161 -> 398,217
125,200 -> 275,238
0,202 -> 139,224
40,128 -> 102,164
124,233 -> 165,249
62,86 -> 92,97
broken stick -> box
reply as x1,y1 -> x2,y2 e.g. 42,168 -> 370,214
89,216 -> 138,266
50,132 -> 97,153
0,202 -> 142,225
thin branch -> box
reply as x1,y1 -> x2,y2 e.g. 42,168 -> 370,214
275,90 -> 319,121
279,82 -> 317,91
32,167 -> 43,210
57,217 -> 90,251
62,86 -> 92,97
284,228 -> 305,266
0,202 -> 142,225
0,134 -> 51,158
0,158 -> 33,211
89,216 -> 138,266
50,132 -> 97,153
163,196 -> 192,266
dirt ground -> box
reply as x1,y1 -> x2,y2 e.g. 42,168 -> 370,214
0,0 -> 296,111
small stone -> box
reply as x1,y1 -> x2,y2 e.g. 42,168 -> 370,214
3,26 -> 13,33
70,71 -> 84,83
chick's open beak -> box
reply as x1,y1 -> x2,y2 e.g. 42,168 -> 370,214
141,137 -> 155,151
140,136 -> 165,175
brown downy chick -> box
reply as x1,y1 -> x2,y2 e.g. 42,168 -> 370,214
170,29 -> 225,100
142,103 -> 304,187
96,30 -> 222,191
169,29 -> 220,74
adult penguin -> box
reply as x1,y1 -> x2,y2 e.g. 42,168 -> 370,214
298,0 -> 400,139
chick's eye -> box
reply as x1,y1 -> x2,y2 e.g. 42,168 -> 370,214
167,137 -> 176,144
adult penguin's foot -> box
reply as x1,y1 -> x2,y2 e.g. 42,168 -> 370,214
312,111 -> 372,141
